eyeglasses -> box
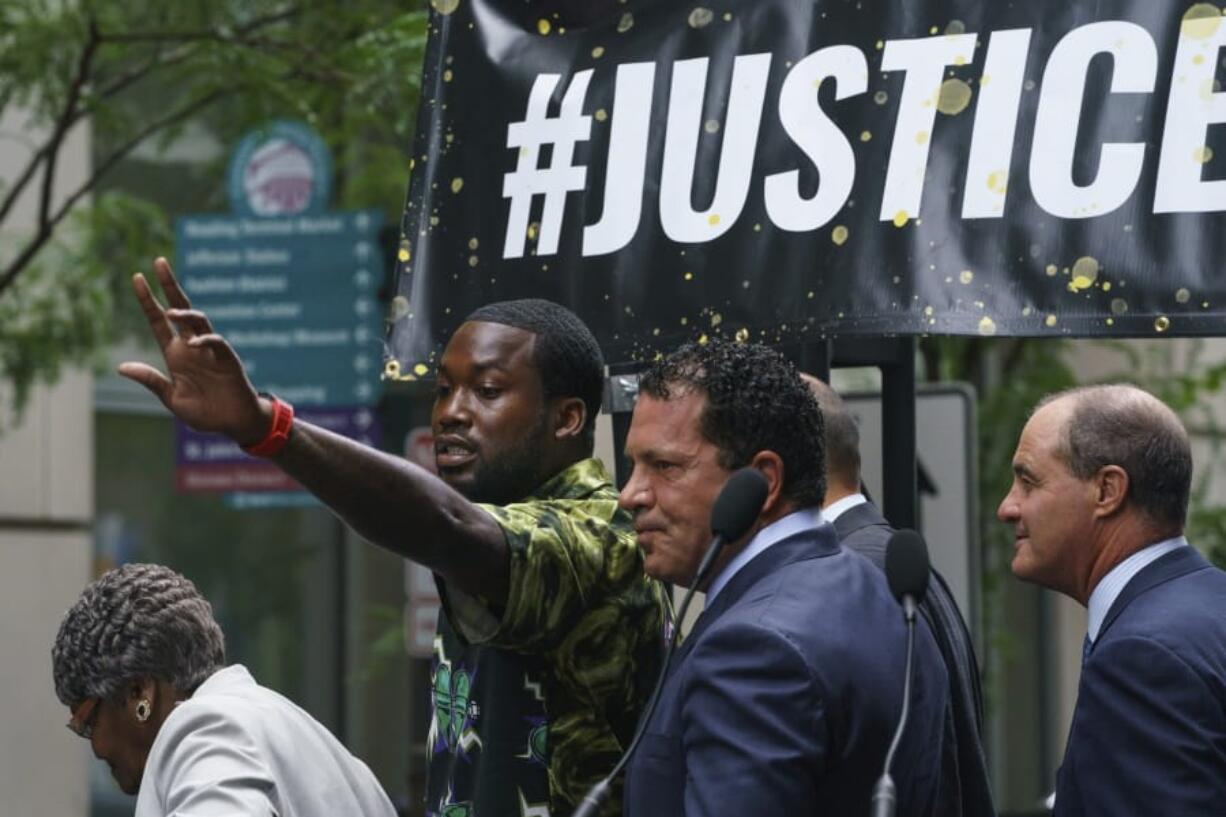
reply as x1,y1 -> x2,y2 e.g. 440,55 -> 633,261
66,697 -> 100,740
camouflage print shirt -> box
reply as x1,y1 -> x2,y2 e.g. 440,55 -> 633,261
425,458 -> 667,817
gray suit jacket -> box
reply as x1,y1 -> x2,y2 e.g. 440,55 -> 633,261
832,500 -> 996,817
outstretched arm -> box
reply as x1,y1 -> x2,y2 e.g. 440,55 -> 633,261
119,257 -> 509,603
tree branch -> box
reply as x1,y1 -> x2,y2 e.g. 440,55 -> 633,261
0,86 -> 231,297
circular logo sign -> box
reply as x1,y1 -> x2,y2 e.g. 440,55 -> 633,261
227,120 -> 331,217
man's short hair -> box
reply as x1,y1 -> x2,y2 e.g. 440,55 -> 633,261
803,375 -> 861,489
639,339 -> 825,506
466,299 -> 604,449
1041,384 -> 1192,531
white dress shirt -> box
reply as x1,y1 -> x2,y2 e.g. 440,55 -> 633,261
822,492 -> 868,524
136,664 -> 396,817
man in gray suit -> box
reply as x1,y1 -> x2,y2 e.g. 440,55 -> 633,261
803,375 -> 996,817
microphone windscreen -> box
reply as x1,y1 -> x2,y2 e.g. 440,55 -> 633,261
885,528 -> 930,604
710,468 -> 769,542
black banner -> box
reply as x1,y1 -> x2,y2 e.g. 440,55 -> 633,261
387,0 -> 1226,377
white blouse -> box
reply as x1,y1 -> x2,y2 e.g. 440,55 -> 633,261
135,665 -> 396,817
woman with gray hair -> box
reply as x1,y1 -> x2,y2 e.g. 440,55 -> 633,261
52,563 -> 396,817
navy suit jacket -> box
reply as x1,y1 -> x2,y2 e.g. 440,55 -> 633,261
1055,545 -> 1226,816
833,501 -> 996,816
622,520 -> 948,817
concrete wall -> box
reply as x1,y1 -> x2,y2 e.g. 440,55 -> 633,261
0,104 -> 93,816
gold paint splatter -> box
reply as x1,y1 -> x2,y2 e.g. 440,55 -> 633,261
923,305 -> 935,317
937,79 -> 973,115
832,225 -> 849,245
807,291 -> 815,299
468,255 -> 479,267
617,12 -> 634,32
708,213 -> 721,226
954,55 -> 967,66
680,316 -> 688,325
1045,314 -> 1058,328
1022,306 -> 1033,316
735,327 -> 750,342
1070,256 -> 1100,291
723,11 -> 732,21
1182,3 -> 1222,40
1195,54 -> 1207,65
980,74 -> 992,86
398,240 -> 411,263
384,360 -> 402,379
946,19 -> 966,35
429,215 -> 440,227
684,271 -> 694,280
1176,287 -> 1192,303
959,269 -> 974,284
753,223 -> 762,232
468,237 -> 479,250
1110,297 -> 1129,315
443,69 -> 454,82
1154,315 -> 1171,332
876,40 -> 884,50
1195,145 -> 1215,163
893,210 -> 910,227
987,170 -> 1008,194
710,312 -> 723,327
860,130 -> 872,142
450,177 -> 464,193
978,316 -> 997,336
688,7 -> 714,28
414,363 -> 430,376
1045,264 -> 1058,276
929,25 -> 939,35
537,18 -> 551,35
874,90 -> 889,105
1024,78 -> 1036,91
390,295 -> 411,320
595,108 -> 608,122
592,46 -> 605,58
430,0 -> 460,14
698,334 -> 709,344
704,119 -> 721,133
527,222 -> 539,240
915,130 -> 930,144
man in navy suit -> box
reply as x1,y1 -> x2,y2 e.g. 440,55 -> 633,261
619,340 -> 948,817
804,375 -> 995,817
998,384 -> 1226,816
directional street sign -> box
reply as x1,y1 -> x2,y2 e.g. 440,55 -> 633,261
173,209 -> 386,494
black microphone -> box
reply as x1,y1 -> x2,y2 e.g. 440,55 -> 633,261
571,467 -> 768,817
872,529 -> 932,817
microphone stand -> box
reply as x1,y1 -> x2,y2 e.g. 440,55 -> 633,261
871,594 -> 918,817
570,534 -> 729,817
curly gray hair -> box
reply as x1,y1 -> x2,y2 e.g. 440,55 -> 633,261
52,563 -> 225,706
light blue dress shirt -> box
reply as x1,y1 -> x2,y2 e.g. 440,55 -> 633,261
705,508 -> 825,606
1086,535 -> 1188,644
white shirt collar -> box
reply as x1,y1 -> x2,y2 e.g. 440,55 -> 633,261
705,508 -> 824,605
1086,535 -> 1187,643
823,492 -> 868,524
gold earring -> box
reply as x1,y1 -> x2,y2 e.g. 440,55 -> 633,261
135,699 -> 151,722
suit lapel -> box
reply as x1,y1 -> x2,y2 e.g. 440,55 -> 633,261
671,523 -> 841,669
1097,546 -> 1211,642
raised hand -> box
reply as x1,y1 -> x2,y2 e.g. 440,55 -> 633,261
118,257 -> 270,446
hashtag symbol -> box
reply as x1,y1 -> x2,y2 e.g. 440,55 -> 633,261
502,70 -> 594,259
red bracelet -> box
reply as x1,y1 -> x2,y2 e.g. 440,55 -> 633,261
241,394 -> 295,457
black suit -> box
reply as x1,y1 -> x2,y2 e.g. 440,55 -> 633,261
832,499 -> 996,817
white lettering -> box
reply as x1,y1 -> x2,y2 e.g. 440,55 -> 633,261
765,45 -> 867,232
1030,21 -> 1156,218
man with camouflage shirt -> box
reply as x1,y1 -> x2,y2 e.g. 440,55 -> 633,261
121,258 -> 666,816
